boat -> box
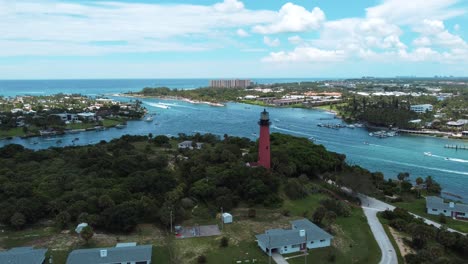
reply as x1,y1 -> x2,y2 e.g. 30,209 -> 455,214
116,124 -> 127,129
364,141 -> 369,145
445,157 -> 449,160
56,140 -> 62,144
347,125 -> 355,129
145,117 -> 153,122
424,152 -> 432,156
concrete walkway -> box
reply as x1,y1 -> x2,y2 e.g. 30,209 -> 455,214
272,253 -> 289,264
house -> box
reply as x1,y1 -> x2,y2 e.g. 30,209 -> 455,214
426,196 -> 468,220
178,140 -> 203,150
0,247 -> 48,264
66,243 -> 152,264
410,104 -> 433,113
222,212 -> 233,224
52,113 -> 78,122
255,219 -> 332,256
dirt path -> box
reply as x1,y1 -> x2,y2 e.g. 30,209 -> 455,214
388,226 -> 414,257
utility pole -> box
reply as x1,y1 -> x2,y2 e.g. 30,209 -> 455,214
221,207 -> 224,231
304,231 -> 307,264
170,210 -> 173,234
269,234 -> 271,264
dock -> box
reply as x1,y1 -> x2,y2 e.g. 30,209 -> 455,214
444,144 -> 468,150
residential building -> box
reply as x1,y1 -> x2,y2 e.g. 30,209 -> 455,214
209,79 -> 251,88
178,140 -> 203,150
0,247 -> 47,264
66,243 -> 152,264
426,196 -> 468,220
410,104 -> 433,113
255,219 -> 333,256
447,119 -> 468,127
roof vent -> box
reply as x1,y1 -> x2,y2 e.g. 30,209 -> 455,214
299,230 -> 306,237
449,202 -> 455,208
100,250 -> 107,258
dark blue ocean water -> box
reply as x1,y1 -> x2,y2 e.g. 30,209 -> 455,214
0,78 -> 329,97
0,79 -> 467,201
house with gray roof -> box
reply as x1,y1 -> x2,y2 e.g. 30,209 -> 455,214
0,247 -> 47,264
66,243 -> 152,264
255,219 -> 333,256
426,196 -> 468,219
178,140 -> 203,150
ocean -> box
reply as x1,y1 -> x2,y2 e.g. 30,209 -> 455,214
0,79 -> 467,201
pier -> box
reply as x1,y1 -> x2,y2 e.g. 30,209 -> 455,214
445,144 -> 468,150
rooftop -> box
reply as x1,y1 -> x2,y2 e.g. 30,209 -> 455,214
66,244 -> 152,264
426,196 -> 468,213
255,219 -> 332,248
0,247 -> 47,264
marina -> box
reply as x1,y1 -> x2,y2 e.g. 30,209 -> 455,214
445,144 -> 468,150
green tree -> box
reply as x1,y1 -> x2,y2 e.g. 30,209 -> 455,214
55,211 -> 71,230
80,225 -> 94,244
312,206 -> 327,225
10,212 -> 26,230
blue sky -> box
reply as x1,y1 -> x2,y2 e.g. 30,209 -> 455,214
0,0 -> 467,79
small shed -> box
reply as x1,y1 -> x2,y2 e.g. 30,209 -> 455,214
75,223 -> 88,234
222,213 -> 233,224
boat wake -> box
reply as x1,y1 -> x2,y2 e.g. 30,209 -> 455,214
271,125 -> 316,138
361,156 -> 468,176
142,101 -> 170,109
430,154 -> 468,163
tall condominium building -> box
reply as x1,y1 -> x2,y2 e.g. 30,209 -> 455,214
410,104 -> 433,113
209,79 -> 251,88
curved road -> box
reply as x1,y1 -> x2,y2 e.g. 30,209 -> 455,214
360,195 -> 398,264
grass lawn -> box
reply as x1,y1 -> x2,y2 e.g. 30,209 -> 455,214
288,207 -> 381,264
66,122 -> 95,130
394,198 -> 468,233
0,127 -> 26,138
281,193 -> 328,216
102,118 -> 123,127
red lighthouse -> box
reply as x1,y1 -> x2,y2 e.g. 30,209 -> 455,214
257,109 -> 271,169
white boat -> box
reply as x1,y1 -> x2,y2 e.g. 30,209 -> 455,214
116,124 -> 127,129
145,117 -> 153,122
347,125 -> 355,129
424,152 -> 432,156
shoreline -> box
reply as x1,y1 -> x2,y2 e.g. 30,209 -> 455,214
119,93 -> 225,107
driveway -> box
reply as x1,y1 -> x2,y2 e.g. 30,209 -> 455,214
272,253 -> 289,264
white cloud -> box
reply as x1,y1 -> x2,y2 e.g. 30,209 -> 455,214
236,29 -> 249,37
288,35 -> 303,45
213,0 -> 245,13
366,0 -> 465,25
413,19 -> 467,49
413,37 -> 432,46
454,24 -> 460,31
263,47 -> 346,62
263,36 -> 280,47
0,0 -> 277,56
252,3 -> 325,34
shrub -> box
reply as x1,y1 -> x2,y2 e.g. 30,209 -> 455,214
220,237 -> 229,248
438,213 -> 446,224
248,208 -> 256,218
197,255 -> 207,264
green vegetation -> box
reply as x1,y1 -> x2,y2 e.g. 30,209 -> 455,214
0,127 -> 26,138
380,208 -> 467,263
394,198 -> 468,233
288,207 -> 381,264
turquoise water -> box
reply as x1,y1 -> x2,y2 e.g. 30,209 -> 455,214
0,80 -> 467,201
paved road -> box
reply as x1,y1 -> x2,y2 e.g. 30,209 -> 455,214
359,194 -> 466,235
272,253 -> 289,264
360,195 -> 398,264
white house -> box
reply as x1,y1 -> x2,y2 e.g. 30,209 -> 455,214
0,247 -> 47,264
178,141 -> 203,150
255,219 -> 332,256
410,104 -> 433,113
66,243 -> 152,264
426,196 -> 468,220
222,213 -> 233,224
